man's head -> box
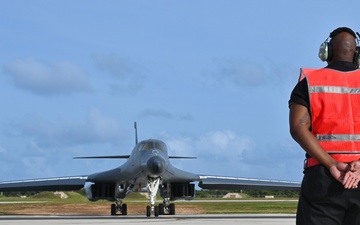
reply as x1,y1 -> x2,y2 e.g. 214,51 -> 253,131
318,27 -> 359,65
329,27 -> 357,63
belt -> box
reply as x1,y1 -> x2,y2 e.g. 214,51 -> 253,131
304,158 -> 320,169
304,158 -> 321,169
304,154 -> 360,170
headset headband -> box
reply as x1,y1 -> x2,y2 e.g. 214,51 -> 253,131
330,27 -> 356,39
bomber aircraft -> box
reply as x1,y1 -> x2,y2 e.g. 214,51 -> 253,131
0,123 -> 300,217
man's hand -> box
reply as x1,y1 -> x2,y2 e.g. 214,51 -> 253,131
329,162 -> 348,183
348,160 -> 360,172
343,160 -> 360,189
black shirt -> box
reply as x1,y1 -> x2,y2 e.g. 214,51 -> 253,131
288,61 -> 358,112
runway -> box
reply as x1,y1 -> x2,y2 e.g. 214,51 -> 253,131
0,214 -> 296,225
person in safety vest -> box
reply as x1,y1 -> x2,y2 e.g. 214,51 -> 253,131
289,27 -> 360,225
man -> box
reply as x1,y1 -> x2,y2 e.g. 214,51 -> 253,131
289,27 -> 360,225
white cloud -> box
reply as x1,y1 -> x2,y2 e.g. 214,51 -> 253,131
162,130 -> 303,181
166,136 -> 194,156
93,53 -> 145,95
0,145 -> 6,154
2,58 -> 92,95
21,156 -> 54,177
163,131 -> 250,177
165,130 -> 254,165
139,108 -> 193,121
197,130 -> 252,154
201,58 -> 300,94
93,53 -> 132,78
202,58 -> 267,88
6,109 -> 126,148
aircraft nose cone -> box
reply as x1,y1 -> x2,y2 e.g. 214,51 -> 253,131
147,156 -> 166,175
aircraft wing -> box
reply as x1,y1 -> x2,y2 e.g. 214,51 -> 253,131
0,176 -> 88,192
198,175 -> 301,190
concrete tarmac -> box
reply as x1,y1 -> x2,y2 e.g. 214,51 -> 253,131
0,214 -> 296,225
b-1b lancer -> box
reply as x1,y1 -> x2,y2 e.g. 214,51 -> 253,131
0,123 -> 300,217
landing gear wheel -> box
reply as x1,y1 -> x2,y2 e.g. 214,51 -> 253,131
121,203 -> 127,215
159,203 -> 165,215
169,203 -> 175,215
111,204 -> 116,215
146,205 -> 151,217
154,205 -> 159,217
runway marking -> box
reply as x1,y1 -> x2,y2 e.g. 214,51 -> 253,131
0,214 -> 296,225
0,214 -> 296,219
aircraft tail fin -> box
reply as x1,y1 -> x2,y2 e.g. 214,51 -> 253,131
134,121 -> 138,145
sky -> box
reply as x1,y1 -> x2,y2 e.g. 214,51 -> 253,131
0,0 -> 359,185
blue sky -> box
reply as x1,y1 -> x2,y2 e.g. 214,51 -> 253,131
0,0 -> 359,184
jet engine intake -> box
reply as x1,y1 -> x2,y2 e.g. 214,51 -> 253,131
85,182 -> 116,202
169,183 -> 195,201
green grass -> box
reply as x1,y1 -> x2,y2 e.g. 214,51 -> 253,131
184,201 -> 297,214
0,192 -> 298,214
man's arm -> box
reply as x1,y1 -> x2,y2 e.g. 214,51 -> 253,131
289,103 -> 348,183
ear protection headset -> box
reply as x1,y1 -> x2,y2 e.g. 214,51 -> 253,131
318,27 -> 360,67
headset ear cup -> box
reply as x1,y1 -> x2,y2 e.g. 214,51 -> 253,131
354,46 -> 360,67
327,42 -> 333,62
319,42 -> 329,61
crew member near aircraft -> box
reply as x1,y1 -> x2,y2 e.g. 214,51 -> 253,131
289,27 -> 360,225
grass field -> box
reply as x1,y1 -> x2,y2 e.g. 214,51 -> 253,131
0,192 -> 298,215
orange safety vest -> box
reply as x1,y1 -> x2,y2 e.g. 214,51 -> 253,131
299,68 -> 360,167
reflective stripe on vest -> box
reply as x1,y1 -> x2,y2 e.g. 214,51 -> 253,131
301,68 -> 360,162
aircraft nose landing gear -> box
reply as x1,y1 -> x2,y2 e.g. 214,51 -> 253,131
146,205 -> 160,217
146,177 -> 161,217
145,202 -> 175,217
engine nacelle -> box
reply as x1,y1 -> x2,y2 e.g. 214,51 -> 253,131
84,182 -> 116,202
169,183 -> 195,201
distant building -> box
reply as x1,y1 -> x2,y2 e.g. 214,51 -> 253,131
223,193 -> 242,198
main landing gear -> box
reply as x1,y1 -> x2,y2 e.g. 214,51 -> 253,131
110,198 -> 127,215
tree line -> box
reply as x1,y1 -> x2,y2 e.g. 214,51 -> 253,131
195,189 -> 299,198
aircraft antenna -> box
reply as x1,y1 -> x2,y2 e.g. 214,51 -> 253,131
134,122 -> 138,145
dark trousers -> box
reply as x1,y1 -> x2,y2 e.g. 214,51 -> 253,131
297,166 -> 360,225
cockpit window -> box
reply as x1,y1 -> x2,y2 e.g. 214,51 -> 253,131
155,142 -> 167,151
141,142 -> 154,151
140,141 -> 167,151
